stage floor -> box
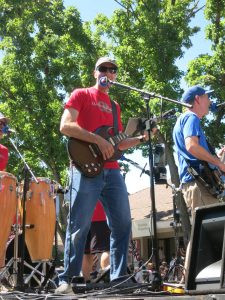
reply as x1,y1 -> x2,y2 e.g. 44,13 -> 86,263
1,289 -> 225,300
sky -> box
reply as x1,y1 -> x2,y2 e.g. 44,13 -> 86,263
63,0 -> 211,194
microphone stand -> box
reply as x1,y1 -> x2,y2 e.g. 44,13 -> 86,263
120,156 -> 150,177
109,80 -> 191,290
108,80 -> 192,109
9,137 -> 38,291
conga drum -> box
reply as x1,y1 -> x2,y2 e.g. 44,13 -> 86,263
25,177 -> 56,262
0,172 -> 17,268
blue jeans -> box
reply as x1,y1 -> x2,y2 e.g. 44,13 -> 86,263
59,167 -> 131,283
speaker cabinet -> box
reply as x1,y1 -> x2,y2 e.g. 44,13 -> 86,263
186,203 -> 225,291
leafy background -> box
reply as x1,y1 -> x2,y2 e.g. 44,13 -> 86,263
0,0 -> 224,241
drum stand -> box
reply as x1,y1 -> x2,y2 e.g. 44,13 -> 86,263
0,195 -> 20,287
0,138 -> 57,292
0,213 -> 57,291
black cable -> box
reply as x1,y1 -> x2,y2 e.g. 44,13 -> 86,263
54,216 -> 59,265
67,165 -> 73,284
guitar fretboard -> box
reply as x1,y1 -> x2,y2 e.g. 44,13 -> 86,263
108,133 -> 128,146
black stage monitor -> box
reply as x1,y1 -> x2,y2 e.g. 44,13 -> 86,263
186,203 -> 225,291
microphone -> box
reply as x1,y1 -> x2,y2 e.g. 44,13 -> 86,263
99,76 -> 109,87
153,108 -> 177,122
160,108 -> 177,119
210,101 -> 225,112
2,125 -> 16,134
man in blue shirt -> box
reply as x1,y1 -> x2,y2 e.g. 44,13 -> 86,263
173,85 -> 225,211
173,85 -> 225,280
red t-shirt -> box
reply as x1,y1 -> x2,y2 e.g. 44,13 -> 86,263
0,144 -> 8,171
92,201 -> 106,222
65,87 -> 123,169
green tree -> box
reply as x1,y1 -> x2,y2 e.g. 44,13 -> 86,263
0,0 -> 104,242
93,0 -> 206,242
93,0 -> 201,180
0,0 -> 218,247
185,0 -> 225,147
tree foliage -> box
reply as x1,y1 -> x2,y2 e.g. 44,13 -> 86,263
93,0 -> 202,184
0,0 -> 105,240
0,0 -> 223,242
0,0 -> 96,179
185,0 -> 225,147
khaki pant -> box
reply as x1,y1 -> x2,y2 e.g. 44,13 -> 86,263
182,180 -> 219,214
182,180 -> 219,278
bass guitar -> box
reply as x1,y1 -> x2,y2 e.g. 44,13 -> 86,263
188,161 -> 225,199
67,126 -> 128,177
201,161 -> 225,197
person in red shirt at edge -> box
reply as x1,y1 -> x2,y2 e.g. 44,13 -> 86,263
56,56 -> 150,294
0,112 -> 9,171
82,201 -> 110,281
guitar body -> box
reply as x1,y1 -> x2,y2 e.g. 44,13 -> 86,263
67,126 -> 127,177
200,141 -> 225,199
201,162 -> 225,197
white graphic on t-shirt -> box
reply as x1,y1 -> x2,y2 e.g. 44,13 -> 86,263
93,101 -> 112,113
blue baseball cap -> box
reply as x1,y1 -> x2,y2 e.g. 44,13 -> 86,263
182,85 -> 214,103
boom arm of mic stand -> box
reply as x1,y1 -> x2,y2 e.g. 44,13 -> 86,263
108,80 -> 193,109
121,156 -> 150,176
140,163 -> 150,177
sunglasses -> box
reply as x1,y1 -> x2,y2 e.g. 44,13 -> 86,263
97,66 -> 118,74
0,121 -> 6,126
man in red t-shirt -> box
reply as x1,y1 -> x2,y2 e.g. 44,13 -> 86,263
0,113 -> 9,171
56,56 -> 149,294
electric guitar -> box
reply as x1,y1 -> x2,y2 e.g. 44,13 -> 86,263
188,160 -> 225,199
201,162 -> 225,197
67,126 -> 128,177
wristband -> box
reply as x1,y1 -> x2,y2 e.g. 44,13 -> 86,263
139,136 -> 145,143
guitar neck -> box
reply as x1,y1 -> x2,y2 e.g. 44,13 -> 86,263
108,133 -> 128,146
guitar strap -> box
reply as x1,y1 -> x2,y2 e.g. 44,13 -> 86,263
111,100 -> 119,135
186,164 -> 217,196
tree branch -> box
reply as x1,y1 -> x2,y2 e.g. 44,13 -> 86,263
188,2 -> 205,19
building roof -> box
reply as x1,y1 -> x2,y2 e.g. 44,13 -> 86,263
129,184 -> 174,222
